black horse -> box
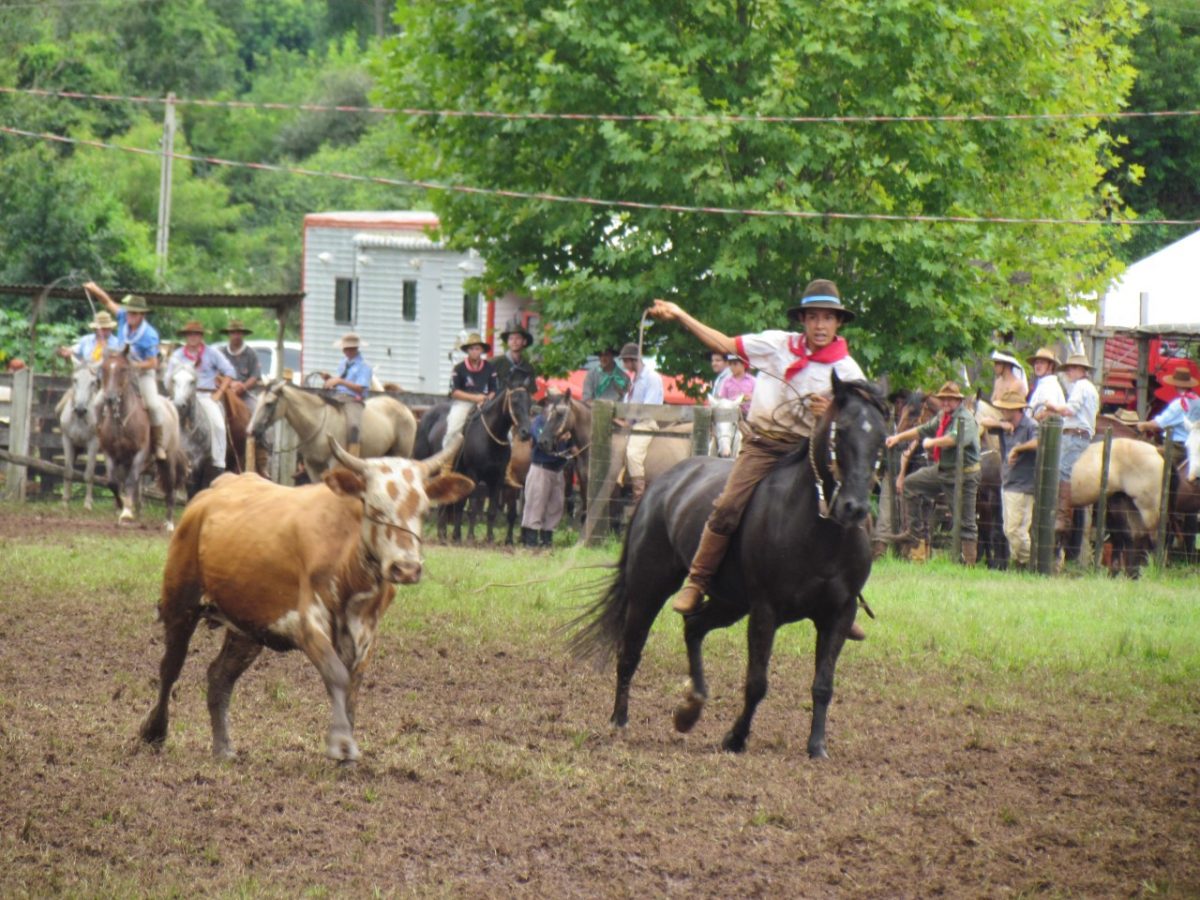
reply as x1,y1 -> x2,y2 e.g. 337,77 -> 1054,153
571,374 -> 888,759
414,384 -> 534,542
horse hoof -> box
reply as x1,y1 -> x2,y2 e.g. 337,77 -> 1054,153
673,682 -> 706,733
720,732 -> 747,754
807,744 -> 830,760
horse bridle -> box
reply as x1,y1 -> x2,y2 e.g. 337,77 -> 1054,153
261,382 -> 332,453
477,386 -> 530,446
810,402 -> 883,520
544,400 -> 589,459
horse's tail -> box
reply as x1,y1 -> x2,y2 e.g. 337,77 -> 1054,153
566,539 -> 633,668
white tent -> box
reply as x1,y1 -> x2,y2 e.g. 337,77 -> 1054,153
1067,228 -> 1200,328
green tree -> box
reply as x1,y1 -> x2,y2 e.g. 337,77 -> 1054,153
379,0 -> 1140,383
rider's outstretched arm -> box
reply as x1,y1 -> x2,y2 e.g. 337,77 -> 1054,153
646,299 -> 737,356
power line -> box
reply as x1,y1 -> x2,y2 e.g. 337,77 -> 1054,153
3,85 -> 1200,125
0,0 -> 157,9
3,123 -> 1198,227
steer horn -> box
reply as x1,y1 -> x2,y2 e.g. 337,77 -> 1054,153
420,435 -> 463,478
329,437 -> 368,474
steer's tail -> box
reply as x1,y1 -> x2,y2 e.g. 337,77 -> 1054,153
567,539 -> 633,669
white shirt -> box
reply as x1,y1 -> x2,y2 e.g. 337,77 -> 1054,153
1062,378 -> 1099,436
736,330 -> 864,436
1028,373 -> 1065,419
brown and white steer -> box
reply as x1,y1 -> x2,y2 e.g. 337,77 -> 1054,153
139,438 -> 473,761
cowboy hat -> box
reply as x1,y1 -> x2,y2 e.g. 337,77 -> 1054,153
992,389 -> 1028,410
120,294 -> 151,313
221,319 -> 253,335
990,349 -> 1024,370
933,380 -> 965,400
1062,353 -> 1093,370
333,333 -> 368,350
90,311 -> 117,331
178,320 -> 206,336
1109,409 -> 1140,425
785,278 -> 856,323
500,326 -> 534,346
1026,346 -> 1061,368
459,332 -> 490,353
597,345 -> 620,356
618,342 -> 642,361
1162,368 -> 1200,389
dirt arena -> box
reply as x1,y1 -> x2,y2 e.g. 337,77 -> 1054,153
0,510 -> 1196,897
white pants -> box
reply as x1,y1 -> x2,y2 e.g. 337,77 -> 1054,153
138,370 -> 165,426
197,392 -> 227,469
444,400 -> 476,449
625,420 -> 658,479
1002,490 -> 1035,565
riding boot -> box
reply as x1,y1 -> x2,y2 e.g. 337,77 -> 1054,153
520,527 -> 538,548
150,424 -> 168,461
961,540 -> 978,566
671,525 -> 731,614
630,477 -> 647,503
847,621 -> 867,641
539,529 -> 553,548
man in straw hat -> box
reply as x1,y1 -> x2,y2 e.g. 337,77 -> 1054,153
885,381 -> 982,565
56,310 -> 119,364
1044,352 -> 1099,556
219,319 -> 269,474
444,332 -> 498,450
989,348 -> 1028,404
324,333 -> 373,456
1136,367 -> 1200,444
993,389 -> 1040,570
84,281 -> 169,460
165,320 -> 238,472
494,323 -> 538,390
647,278 -> 867,630
616,340 -> 664,504
1026,346 -> 1065,422
582,345 -> 628,403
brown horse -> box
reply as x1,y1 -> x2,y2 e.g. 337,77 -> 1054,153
96,350 -> 186,530
538,390 -> 593,524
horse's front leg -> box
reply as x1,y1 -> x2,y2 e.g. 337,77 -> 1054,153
485,483 -> 500,544
61,436 -> 75,507
722,604 -> 779,754
83,438 -> 100,510
673,600 -> 741,734
807,607 -> 853,760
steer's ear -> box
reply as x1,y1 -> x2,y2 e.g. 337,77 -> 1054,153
425,473 -> 475,506
323,467 -> 366,497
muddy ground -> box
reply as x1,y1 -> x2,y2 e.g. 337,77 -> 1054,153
0,511 -> 1196,897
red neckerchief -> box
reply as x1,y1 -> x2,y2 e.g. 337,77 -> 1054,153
183,343 -> 205,365
783,335 -> 850,382
931,412 -> 952,463
1179,390 -> 1198,412
464,358 -> 485,373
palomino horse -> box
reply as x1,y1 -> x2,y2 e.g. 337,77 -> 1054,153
413,385 -> 534,542
58,360 -> 109,510
96,350 -> 185,530
248,380 -> 418,479
572,374 -> 887,759
538,390 -> 592,524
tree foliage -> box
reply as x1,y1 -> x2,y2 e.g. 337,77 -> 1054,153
380,0 -> 1140,383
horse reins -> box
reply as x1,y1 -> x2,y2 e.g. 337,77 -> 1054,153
477,386 -> 529,446
810,397 -> 884,520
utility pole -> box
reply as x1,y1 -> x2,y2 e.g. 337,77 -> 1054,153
155,92 -> 176,283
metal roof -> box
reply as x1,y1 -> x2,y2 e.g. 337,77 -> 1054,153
0,284 -> 304,311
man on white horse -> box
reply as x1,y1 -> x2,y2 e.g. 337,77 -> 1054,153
86,282 -> 170,461
57,310 -> 119,365
165,320 -> 237,472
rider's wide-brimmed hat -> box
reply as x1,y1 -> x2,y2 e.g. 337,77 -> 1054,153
933,380 -> 965,400
1026,346 -> 1061,368
991,348 -> 1024,370
992,389 -> 1029,410
1162,368 -> 1200,389
1109,409 -> 1140,425
120,294 -> 151,313
178,320 -> 206,336
90,311 -> 117,331
618,342 -> 642,361
785,278 -> 856,323
221,319 -> 252,335
1063,352 -> 1093,370
333,332 -> 368,350
459,332 -> 490,353
500,326 -> 534,346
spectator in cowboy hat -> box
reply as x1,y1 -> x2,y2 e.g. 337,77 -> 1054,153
1045,352 -> 1098,559
990,348 -> 1028,404
993,389 -> 1039,570
444,332 -> 498,450
582,345 -> 629,402
615,340 -> 663,504
324,333 -> 372,455
164,320 -> 238,472
1137,368 -> 1200,444
219,319 -> 268,473
494,324 -> 538,390
886,380 -> 982,565
648,278 -> 868,634
83,281 -> 169,460
57,310 -> 119,364
1026,346 -> 1065,422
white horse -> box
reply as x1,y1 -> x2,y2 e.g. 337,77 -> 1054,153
710,397 -> 743,459
1069,437 -> 1163,532
58,360 -> 104,509
169,365 -> 221,496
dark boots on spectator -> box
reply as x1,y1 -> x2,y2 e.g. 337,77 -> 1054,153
539,530 -> 553,548
520,527 -> 538,547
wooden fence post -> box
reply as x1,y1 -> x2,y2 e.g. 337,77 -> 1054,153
4,368 -> 33,501
1092,428 -> 1113,571
691,406 -> 712,457
1154,440 -> 1176,569
950,425 -> 966,563
585,400 -> 615,546
1034,415 -> 1063,575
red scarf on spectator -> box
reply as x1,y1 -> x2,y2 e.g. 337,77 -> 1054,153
931,412 -> 952,463
1178,390 -> 1198,412
784,335 -> 850,382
